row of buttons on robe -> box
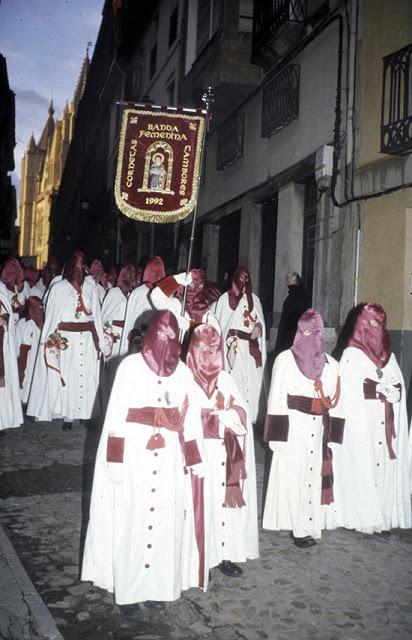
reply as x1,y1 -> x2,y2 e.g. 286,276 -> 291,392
145,449 -> 160,568
219,447 -> 227,547
78,333 -> 84,411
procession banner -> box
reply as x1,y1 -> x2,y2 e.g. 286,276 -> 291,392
114,106 -> 206,223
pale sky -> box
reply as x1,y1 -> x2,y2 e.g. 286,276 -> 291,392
0,0 -> 104,199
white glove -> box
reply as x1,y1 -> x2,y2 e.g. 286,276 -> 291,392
213,409 -> 247,438
190,462 -> 206,478
176,314 -> 190,332
269,441 -> 287,454
250,322 -> 262,340
376,383 -> 400,404
174,272 -> 193,286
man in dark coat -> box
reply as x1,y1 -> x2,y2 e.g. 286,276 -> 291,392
274,272 -> 310,356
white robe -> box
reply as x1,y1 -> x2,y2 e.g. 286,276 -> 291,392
0,284 -> 23,430
82,355 -> 208,604
195,370 -> 259,566
330,347 -> 411,533
96,282 -> 107,305
36,277 -> 46,297
119,284 -> 154,356
263,350 -> 343,539
101,287 -> 128,361
15,318 -> 41,404
214,292 -> 266,423
27,277 -> 104,422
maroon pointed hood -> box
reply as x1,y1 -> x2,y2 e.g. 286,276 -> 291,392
291,308 -> 326,380
228,267 -> 253,312
1,258 -> 24,292
42,257 -> 59,288
26,296 -> 44,329
347,302 -> 391,369
186,323 -> 224,398
143,256 -> 166,288
62,251 -> 86,293
141,310 -> 181,377
116,264 -> 136,296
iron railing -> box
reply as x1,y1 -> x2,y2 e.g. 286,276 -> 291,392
381,43 -> 412,155
217,113 -> 245,170
252,0 -> 306,60
261,64 -> 300,137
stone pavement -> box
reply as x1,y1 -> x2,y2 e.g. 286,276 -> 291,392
0,421 -> 412,640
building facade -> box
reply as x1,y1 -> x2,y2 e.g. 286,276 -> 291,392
18,56 -> 89,268
49,0 -> 412,396
0,53 -> 17,261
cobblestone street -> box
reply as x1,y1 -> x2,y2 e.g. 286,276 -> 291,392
0,421 -> 412,640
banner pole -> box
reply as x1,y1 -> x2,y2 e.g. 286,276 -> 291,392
180,87 -> 214,332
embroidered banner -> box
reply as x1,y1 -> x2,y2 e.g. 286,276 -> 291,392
114,107 -> 206,223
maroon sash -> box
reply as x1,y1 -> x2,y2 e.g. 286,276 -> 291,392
227,328 -> 262,368
363,378 -> 400,460
57,321 -> 100,355
202,407 -> 247,508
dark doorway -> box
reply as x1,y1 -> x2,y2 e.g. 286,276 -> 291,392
259,194 -> 278,331
302,179 -> 317,302
217,210 -> 241,290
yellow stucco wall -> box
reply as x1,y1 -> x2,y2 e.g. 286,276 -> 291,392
357,0 -> 411,167
358,188 -> 412,330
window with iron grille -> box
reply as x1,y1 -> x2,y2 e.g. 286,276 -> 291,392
262,65 -> 300,137
217,113 -> 245,170
252,0 -> 306,60
381,43 -> 412,155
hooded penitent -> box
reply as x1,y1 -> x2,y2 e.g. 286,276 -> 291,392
135,266 -> 143,286
291,308 -> 326,381
63,251 -> 86,293
347,302 -> 391,370
186,323 -> 224,398
187,323 -> 247,509
143,256 -> 166,288
23,266 -> 39,288
141,310 -> 181,377
116,264 -> 136,296
228,267 -> 254,312
1,258 -> 24,292
42,257 -> 59,288
107,266 -> 118,287
62,251 -> 91,316
90,259 -> 105,284
180,269 -> 209,321
26,296 -> 44,330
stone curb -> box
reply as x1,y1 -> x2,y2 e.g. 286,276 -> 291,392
0,524 -> 64,640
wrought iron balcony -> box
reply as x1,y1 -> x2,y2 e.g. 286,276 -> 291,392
252,0 -> 306,64
381,43 -> 412,155
261,64 -> 299,137
217,113 -> 245,170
